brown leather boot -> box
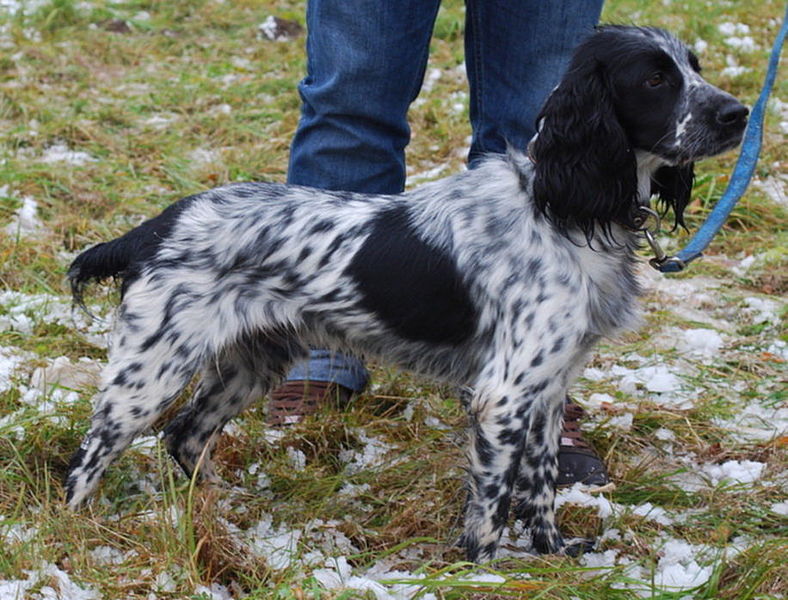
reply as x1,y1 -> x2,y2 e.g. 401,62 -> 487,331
266,380 -> 353,426
557,399 -> 610,487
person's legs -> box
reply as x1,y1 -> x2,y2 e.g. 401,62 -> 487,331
464,0 -> 604,165
272,0 -> 442,422
289,0 -> 442,193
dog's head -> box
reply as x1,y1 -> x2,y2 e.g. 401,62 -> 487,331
530,26 -> 748,237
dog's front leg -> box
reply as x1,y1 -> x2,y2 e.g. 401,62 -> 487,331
462,376 -> 531,562
512,395 -> 565,554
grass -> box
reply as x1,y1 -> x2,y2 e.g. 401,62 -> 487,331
0,0 -> 786,598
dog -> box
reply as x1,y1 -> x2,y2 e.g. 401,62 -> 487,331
64,26 -> 747,562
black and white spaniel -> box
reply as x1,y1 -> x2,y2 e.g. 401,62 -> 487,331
65,26 -> 747,562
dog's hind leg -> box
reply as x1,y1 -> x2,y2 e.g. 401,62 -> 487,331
65,281 -> 223,508
163,332 -> 305,482
65,341 -> 204,509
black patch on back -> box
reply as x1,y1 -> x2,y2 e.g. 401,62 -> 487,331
347,204 -> 477,345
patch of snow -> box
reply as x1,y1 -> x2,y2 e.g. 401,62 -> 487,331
0,573 -> 38,600
652,538 -> 713,591
584,392 -> 616,408
210,103 -> 232,116
338,482 -> 370,498
39,142 -> 97,166
770,501 -> 788,516
246,516 -> 302,570
679,328 -> 724,358
712,399 -> 788,442
641,366 -> 681,393
580,548 -> 618,569
701,460 -> 765,486
313,557 -> 391,599
339,431 -> 394,475
154,570 -> 178,593
423,415 -> 451,430
752,175 -> 786,207
672,459 -> 765,491
722,35 -> 756,52
721,55 -> 750,78
742,296 -> 781,325
3,192 -> 43,238
555,483 -> 613,519
632,502 -> 673,526
261,427 -> 286,443
141,113 -> 179,129
766,340 -> 787,361
194,583 -> 233,600
30,356 -> 103,392
582,367 -> 607,381
37,563 -> 101,600
0,517 -> 38,544
406,162 -> 451,186
718,22 -> 750,35
606,412 -> 633,431
230,56 -> 252,71
188,147 -> 221,167
0,345 -> 33,393
0,0 -> 48,15
90,545 -> 131,565
0,290 -> 111,347
654,427 -> 676,441
286,446 -> 306,471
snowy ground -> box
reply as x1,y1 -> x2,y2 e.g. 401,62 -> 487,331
1,195 -> 785,599
0,2 -> 785,598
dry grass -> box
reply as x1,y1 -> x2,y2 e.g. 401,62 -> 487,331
0,0 -> 786,598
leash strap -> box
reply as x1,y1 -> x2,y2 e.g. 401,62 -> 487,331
652,7 -> 788,273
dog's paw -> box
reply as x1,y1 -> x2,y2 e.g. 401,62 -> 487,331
562,537 -> 596,557
530,524 -> 565,555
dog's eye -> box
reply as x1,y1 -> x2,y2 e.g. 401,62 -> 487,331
646,72 -> 666,88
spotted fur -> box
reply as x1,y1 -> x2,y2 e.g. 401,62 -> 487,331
65,27 -> 747,562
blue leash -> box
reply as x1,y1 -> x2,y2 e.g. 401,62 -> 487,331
649,7 -> 788,273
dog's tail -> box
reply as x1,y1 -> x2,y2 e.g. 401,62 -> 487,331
68,198 -> 194,307
68,237 -> 137,308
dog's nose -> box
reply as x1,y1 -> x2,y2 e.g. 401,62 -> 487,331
717,101 -> 749,126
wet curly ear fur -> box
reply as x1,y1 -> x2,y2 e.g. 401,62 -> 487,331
530,57 -> 638,239
650,163 -> 694,230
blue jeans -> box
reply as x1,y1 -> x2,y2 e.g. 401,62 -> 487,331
286,0 -> 604,391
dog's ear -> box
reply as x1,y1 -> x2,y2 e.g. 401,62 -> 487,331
530,59 -> 638,239
650,164 -> 694,230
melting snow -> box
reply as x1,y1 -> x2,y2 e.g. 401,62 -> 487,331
3,191 -> 43,238
712,399 -> 788,442
770,502 -> 788,516
0,563 -> 100,600
39,142 -> 97,166
753,174 -> 787,207
671,459 -> 766,491
651,538 -> 713,591
700,459 -> 765,486
679,328 -> 724,358
742,296 -> 781,325
721,55 -> 750,77
719,22 -> 757,52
